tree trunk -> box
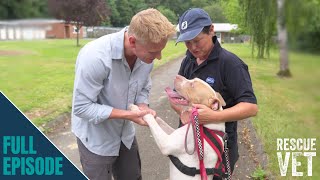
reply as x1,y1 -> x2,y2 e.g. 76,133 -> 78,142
77,30 -> 79,47
261,43 -> 265,59
5,26 -> 8,40
277,0 -> 292,77
76,22 -> 80,47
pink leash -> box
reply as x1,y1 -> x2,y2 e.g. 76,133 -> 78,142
184,107 -> 207,180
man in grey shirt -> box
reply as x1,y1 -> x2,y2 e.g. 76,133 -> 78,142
71,9 -> 176,180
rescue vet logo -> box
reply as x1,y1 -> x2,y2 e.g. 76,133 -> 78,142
277,138 -> 316,176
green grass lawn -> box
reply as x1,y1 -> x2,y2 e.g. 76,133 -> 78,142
224,43 -> 320,179
1,40 -> 319,179
0,39 -> 186,126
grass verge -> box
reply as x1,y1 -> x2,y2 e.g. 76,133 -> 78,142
224,43 -> 320,179
0,39 -> 186,126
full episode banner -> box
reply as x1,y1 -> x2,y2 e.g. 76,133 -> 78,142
0,92 -> 87,179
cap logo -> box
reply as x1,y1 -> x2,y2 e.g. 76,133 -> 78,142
181,21 -> 188,30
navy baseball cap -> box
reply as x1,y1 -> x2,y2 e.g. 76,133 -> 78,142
176,8 -> 212,43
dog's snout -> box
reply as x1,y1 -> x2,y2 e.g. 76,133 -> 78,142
175,75 -> 184,80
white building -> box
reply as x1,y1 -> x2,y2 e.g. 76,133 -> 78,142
0,19 -> 63,40
176,23 -> 239,43
212,23 -> 238,43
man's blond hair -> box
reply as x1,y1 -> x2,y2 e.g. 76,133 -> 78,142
128,8 -> 176,44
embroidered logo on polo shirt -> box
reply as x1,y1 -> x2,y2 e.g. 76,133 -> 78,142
205,77 -> 215,86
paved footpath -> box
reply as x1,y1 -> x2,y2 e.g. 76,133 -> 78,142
46,57 -> 267,180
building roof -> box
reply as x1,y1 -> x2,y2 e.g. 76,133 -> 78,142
213,23 -> 238,32
176,23 -> 238,32
0,19 -> 64,26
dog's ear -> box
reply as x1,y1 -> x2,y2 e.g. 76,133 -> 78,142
216,92 -> 226,106
208,98 -> 220,111
208,92 -> 226,111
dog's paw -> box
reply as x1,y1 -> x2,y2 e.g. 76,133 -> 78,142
129,104 -> 140,111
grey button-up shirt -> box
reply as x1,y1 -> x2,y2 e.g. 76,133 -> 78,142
71,27 -> 153,156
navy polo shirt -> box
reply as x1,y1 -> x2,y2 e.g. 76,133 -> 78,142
178,36 -> 257,167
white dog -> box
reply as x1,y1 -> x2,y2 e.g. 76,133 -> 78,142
130,75 -> 227,180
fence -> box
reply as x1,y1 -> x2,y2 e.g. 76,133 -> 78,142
84,26 -> 122,38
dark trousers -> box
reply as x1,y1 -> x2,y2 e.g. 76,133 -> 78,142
77,138 -> 142,180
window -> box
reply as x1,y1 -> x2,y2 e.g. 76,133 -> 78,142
72,26 -> 78,34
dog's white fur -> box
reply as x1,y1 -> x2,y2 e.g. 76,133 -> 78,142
130,75 -> 225,180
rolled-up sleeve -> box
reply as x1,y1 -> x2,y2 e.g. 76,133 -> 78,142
135,75 -> 152,104
73,51 -> 113,124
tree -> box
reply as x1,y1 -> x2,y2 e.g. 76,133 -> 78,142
161,0 -> 192,17
286,0 -> 320,53
203,4 -> 228,23
221,0 -> 247,32
239,0 -> 293,77
129,0 -> 148,14
48,0 -> 110,46
0,0 -> 49,19
157,6 -> 177,24
191,0 -> 211,7
116,0 -> 133,27
276,0 -> 291,77
225,0 -> 293,77
239,0 -> 276,59
105,0 -> 120,26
